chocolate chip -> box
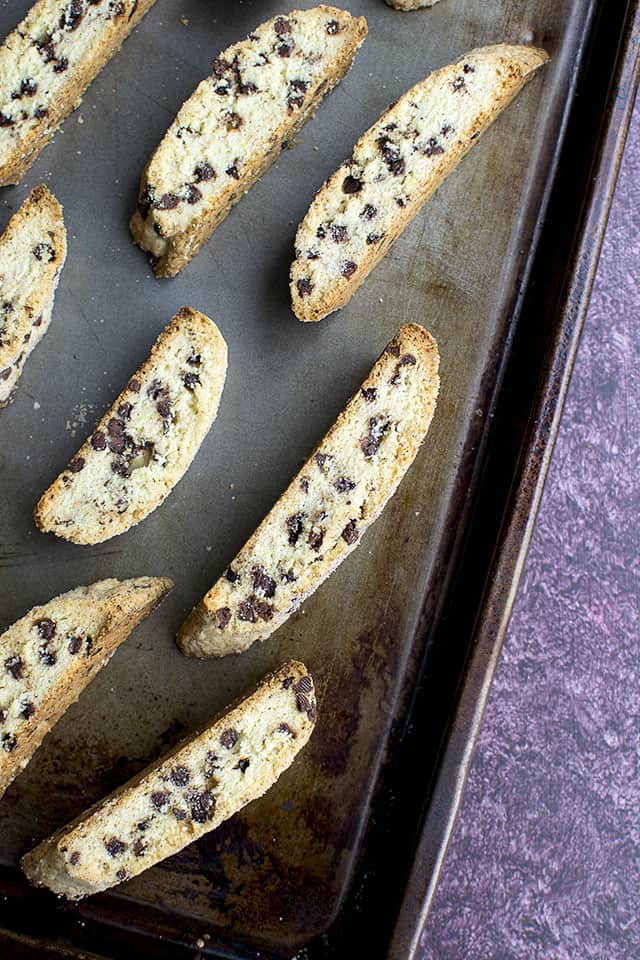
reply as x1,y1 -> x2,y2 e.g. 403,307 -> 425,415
441,124 -> 453,137
214,84 -> 229,95
38,645 -> 57,666
20,701 -> 35,719
53,58 -> 69,73
69,851 -> 80,865
156,400 -> 171,419
194,162 -> 215,182
12,78 -> 37,99
226,111 -> 243,130
340,260 -> 357,278
205,751 -> 220,777
69,457 -> 85,473
33,242 -> 55,262
0,710 -> 5,723
85,637 -> 93,656
186,789 -> 215,823
342,520 -> 359,544
274,16 -> 291,33
278,722 -> 295,736
307,526 -> 324,551
282,677 -> 295,689
237,599 -> 257,623
255,600 -> 273,621
33,313 -> 43,326
316,225 -> 326,239
5,655 -> 24,680
173,807 -> 187,821
361,415 -> 391,458
136,818 -> 151,832
224,163 -> 239,180
234,758 -> 250,774
36,619 -> 56,640
422,137 -> 444,157
277,43 -> 292,57
300,478 -> 309,493
334,476 -> 356,493
282,569 -> 296,583
150,791 -> 170,810
377,137 -> 405,176
451,76 -> 466,92
117,402 -> 132,421
286,513 -> 304,545
128,378 -> 141,393
212,58 -> 228,78
326,19 -> 340,34
2,734 -> 17,752
34,107 -> 48,119
330,224 -> 348,243
105,837 -> 126,857
155,193 -> 180,210
111,459 -> 129,478
387,342 -> 401,357
463,62 -> 475,74
296,277 -> 314,297
182,371 -> 201,390
0,368 -> 12,381
61,0 -> 83,30
366,234 -> 383,245
187,354 -> 201,366
342,175 -> 362,194
0,113 -> 15,127
252,566 -> 276,598
215,607 -> 231,629
224,567 -> 239,583
314,452 -> 331,472
116,869 -> 128,882
133,839 -> 146,857
220,728 -> 238,749
170,765 -> 190,786
68,636 -> 83,654
400,353 -> 416,366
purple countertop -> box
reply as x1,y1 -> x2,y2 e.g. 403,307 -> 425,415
419,95 -> 640,958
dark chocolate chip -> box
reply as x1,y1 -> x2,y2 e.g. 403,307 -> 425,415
0,113 -> 15,127
296,277 -> 314,297
212,58 -> 229,78
133,839 -> 146,857
300,478 -> 309,493
255,600 -> 273,621
226,165 -> 240,179
276,42 -> 292,57
234,758 -> 250,774
173,807 -> 187,821
170,765 -> 190,787
341,520 -> 359,545
182,371 -> 201,390
463,62 -> 475,74
330,224 -> 348,243
156,400 -> 171,420
128,378 -> 141,393
422,137 -> 444,157
68,636 -> 83,654
307,527 -> 324,551
186,789 -> 215,823
316,225 -> 326,239
116,869 -> 128,882
342,175 -> 362,194
314,452 -> 330,472
334,476 -> 356,493
69,457 -> 85,473
136,818 -> 151,831
5,655 -> 24,680
340,260 -> 357,278
361,415 -> 391,458
278,722 -> 295,736
326,19 -> 340,34
118,402 -> 132,420
150,791 -> 170,810
282,676 -> 295,689
237,599 -> 257,623
33,242 -> 55,262
361,204 -> 377,220
274,16 -> 291,33
155,193 -> 180,210
105,837 -> 126,857
2,733 -> 17,752
215,607 -> 231,629
366,233 -> 383,245
34,107 -> 48,119
194,162 -> 215,182
20,701 -> 35,719
252,566 -> 276,598
205,751 -> 220,777
286,513 -> 304,545
220,728 -> 238,749
451,76 -> 466,92
376,137 -> 405,176
224,567 -> 239,583
38,645 -> 57,666
387,342 -> 401,357
36,619 -> 56,640
0,368 -> 12,381
69,851 -> 80,865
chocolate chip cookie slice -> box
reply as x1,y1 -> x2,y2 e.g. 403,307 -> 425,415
0,577 -> 172,799
291,43 -> 548,321
130,6 -> 367,277
22,660 -> 315,898
0,185 -> 66,406
0,0 -> 157,185
178,323 -> 439,658
34,307 -> 227,544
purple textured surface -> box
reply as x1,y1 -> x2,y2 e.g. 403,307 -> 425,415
419,96 -> 640,958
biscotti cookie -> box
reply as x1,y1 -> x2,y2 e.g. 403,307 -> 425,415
0,185 -> 66,406
129,6 -> 367,277
0,577 -> 171,800
178,324 -> 439,658
34,307 -> 227,545
385,0 -> 442,9
0,0 -> 157,186
22,659 -> 315,898
291,43 -> 548,321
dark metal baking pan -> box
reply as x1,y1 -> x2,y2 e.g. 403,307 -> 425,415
0,0 -> 637,957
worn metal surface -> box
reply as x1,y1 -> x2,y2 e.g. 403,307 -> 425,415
0,0 -> 632,956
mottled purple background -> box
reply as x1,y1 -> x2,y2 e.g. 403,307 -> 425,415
419,98 -> 640,957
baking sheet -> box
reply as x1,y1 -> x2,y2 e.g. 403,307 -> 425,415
0,0 -> 612,955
